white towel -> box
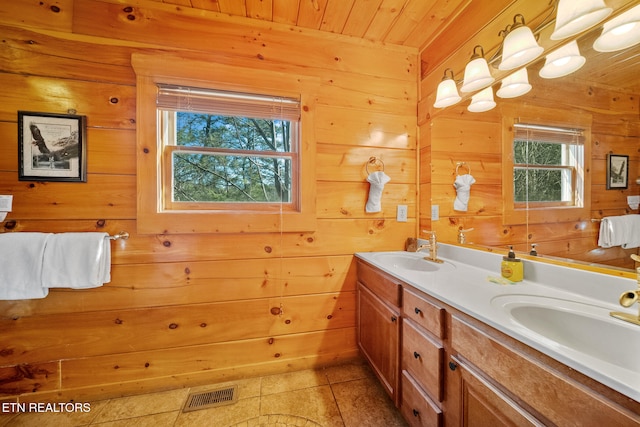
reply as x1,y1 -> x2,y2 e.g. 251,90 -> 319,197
366,171 -> 391,213
0,233 -> 50,300
42,232 -> 111,288
598,215 -> 640,249
453,174 -> 476,211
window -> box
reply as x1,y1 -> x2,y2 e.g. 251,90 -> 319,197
157,85 -> 300,212
501,107 -> 591,225
132,53 -> 317,234
512,123 -> 585,208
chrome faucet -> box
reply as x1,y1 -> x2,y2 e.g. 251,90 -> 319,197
417,230 -> 443,263
610,256 -> 640,326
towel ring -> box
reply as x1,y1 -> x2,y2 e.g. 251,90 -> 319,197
366,157 -> 385,175
456,162 -> 470,175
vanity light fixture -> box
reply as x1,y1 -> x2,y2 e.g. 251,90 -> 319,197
499,14 -> 544,71
550,0 -> 612,40
539,40 -> 586,79
496,67 -> 532,98
467,86 -> 496,113
593,5 -> 640,52
461,45 -> 495,93
433,68 -> 462,108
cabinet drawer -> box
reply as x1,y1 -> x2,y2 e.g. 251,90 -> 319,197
403,287 -> 444,338
402,318 -> 443,402
400,370 -> 442,427
357,260 -> 402,307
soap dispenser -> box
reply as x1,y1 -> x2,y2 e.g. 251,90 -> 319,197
501,246 -> 523,282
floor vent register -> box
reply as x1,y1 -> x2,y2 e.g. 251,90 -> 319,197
183,384 -> 238,412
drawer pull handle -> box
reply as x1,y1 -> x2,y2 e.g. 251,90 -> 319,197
391,315 -> 397,322
414,307 -> 422,315
413,409 -> 419,417
449,361 -> 458,371
413,351 -> 420,359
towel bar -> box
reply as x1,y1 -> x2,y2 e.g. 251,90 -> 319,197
108,231 -> 129,240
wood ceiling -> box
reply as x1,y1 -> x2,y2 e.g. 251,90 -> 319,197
149,0 -> 474,50
150,0 -> 639,93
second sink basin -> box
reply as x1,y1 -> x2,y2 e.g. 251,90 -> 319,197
491,294 -> 640,372
370,251 -> 455,272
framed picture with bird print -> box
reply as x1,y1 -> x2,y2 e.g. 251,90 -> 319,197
18,111 -> 87,182
606,154 -> 628,190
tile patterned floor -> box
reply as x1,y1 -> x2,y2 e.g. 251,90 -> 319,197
1,360 -> 408,427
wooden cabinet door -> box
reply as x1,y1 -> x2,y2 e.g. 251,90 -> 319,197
357,282 -> 400,405
452,357 -> 544,427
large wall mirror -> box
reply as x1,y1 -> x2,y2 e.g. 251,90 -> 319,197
423,2 -> 640,274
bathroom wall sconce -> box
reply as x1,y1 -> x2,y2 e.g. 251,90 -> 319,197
461,45 -> 495,93
551,0 -> 612,40
434,68 -> 462,108
499,14 -> 544,71
539,40 -> 586,79
467,86 -> 496,113
496,67 -> 532,98
593,5 -> 640,52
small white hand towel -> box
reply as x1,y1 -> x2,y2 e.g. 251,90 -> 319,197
453,174 -> 476,211
366,171 -> 391,213
42,232 -> 111,288
598,215 -> 640,249
0,233 -> 51,300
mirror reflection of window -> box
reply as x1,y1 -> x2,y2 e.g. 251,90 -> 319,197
512,123 -> 585,210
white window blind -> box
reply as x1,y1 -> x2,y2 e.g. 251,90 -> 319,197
513,123 -> 584,144
156,84 -> 300,121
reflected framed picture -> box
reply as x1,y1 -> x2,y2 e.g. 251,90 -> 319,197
18,111 -> 87,182
606,153 -> 628,190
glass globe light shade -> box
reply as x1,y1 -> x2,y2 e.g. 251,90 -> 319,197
467,87 -> 496,113
434,76 -> 461,108
593,5 -> 640,52
551,0 -> 612,40
496,68 -> 532,99
539,41 -> 586,79
461,57 -> 495,93
499,25 -> 544,71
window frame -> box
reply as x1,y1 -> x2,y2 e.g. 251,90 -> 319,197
502,106 -> 592,226
132,53 -> 318,234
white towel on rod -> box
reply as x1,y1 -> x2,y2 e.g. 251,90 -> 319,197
365,171 -> 391,213
42,232 -> 111,288
453,173 -> 476,211
0,232 -> 51,300
598,214 -> 640,249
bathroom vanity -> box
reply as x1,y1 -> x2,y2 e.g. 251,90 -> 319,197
356,244 -> 640,426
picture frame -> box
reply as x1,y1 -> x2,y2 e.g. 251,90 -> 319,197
18,111 -> 87,182
606,153 -> 629,190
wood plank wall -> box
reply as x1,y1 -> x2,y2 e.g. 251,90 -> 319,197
420,68 -> 640,270
0,0 -> 417,402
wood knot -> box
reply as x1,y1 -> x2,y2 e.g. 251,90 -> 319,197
96,219 -> 106,228
284,319 -> 291,324
109,97 -> 119,104
268,338 -> 275,345
50,5 -> 61,12
123,6 -> 133,12
270,307 -> 281,315
326,315 -> 333,319
127,14 -> 135,20
264,246 -> 272,253
162,240 -> 171,247
4,220 -> 16,230
168,323 -> 178,329
144,362 -> 150,368
114,318 -> 123,325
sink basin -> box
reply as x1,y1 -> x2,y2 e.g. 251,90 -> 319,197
491,294 -> 640,370
369,252 -> 454,272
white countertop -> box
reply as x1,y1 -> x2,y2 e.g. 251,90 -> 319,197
355,243 -> 640,402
